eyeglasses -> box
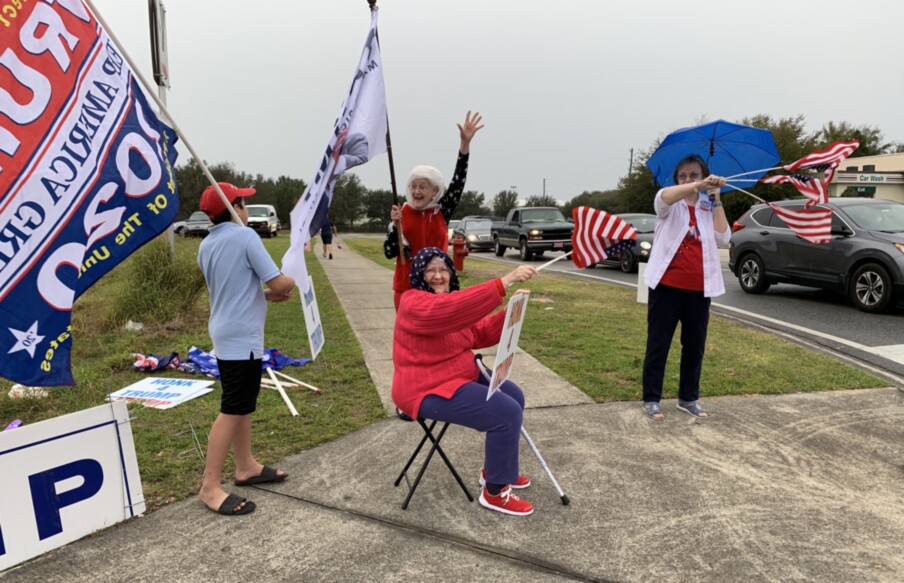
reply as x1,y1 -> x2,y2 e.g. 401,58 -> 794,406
410,182 -> 436,192
676,172 -> 703,182
425,267 -> 450,277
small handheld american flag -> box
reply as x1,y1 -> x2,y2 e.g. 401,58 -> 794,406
570,207 -> 637,269
760,174 -> 829,208
768,203 -> 833,244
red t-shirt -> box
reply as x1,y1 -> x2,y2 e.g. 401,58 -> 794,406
659,206 -> 704,291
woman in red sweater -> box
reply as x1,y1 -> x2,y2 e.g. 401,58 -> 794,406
383,111 -> 484,310
393,247 -> 538,516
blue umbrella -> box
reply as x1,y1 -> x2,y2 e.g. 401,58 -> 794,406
645,119 -> 779,191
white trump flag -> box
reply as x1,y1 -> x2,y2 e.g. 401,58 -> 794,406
282,8 -> 387,291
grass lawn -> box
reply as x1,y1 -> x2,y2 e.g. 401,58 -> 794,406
0,235 -> 384,511
343,237 -> 886,401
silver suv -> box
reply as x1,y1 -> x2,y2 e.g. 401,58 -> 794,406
728,198 -> 904,313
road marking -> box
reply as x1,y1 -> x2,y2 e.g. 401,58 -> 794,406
712,302 -> 904,366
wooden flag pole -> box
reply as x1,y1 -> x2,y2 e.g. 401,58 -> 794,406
368,0 -> 408,264
265,368 -> 299,417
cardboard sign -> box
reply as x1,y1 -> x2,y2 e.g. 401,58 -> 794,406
487,292 -> 530,399
0,401 -> 144,570
301,276 -> 324,360
108,377 -> 214,410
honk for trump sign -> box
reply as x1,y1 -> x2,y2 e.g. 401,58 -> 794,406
0,0 -> 180,386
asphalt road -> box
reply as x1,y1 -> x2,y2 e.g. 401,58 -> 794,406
467,248 -> 904,384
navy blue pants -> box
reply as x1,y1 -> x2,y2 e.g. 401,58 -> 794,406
419,371 -> 524,486
642,284 -> 711,403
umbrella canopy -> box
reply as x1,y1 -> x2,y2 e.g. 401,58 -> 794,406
646,120 -> 779,190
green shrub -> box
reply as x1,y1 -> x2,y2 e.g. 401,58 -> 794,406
110,238 -> 207,325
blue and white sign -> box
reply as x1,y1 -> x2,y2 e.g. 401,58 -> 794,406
0,401 -> 144,571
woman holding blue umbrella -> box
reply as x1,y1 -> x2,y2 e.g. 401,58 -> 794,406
641,154 -> 728,420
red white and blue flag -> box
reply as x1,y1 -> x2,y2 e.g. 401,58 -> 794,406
783,140 -> 860,185
768,204 -> 832,244
282,8 -> 388,292
0,2 -> 180,385
570,207 -> 637,269
760,174 -> 829,208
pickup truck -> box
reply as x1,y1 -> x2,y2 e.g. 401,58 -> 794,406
491,207 -> 574,261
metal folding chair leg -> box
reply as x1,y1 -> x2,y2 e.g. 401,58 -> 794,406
394,418 -> 474,510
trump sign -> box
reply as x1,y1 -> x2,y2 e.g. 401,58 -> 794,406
0,401 -> 144,570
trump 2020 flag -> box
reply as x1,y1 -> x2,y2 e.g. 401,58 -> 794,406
571,207 -> 637,269
282,8 -> 388,289
0,1 -> 180,386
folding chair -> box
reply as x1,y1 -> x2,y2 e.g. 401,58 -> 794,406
393,416 -> 474,510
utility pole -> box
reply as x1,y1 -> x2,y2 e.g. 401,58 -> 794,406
543,178 -> 546,197
628,148 -> 634,177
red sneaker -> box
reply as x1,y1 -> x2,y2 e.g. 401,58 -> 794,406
479,486 -> 534,516
479,468 -> 531,489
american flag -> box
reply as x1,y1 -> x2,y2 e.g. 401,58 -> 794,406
760,174 -> 828,208
571,207 -> 637,269
784,140 -> 860,184
768,203 -> 833,244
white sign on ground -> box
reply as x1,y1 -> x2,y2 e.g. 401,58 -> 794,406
0,401 -> 144,571
108,377 -> 215,409
487,292 -> 530,400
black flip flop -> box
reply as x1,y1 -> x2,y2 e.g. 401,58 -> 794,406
234,465 -> 288,486
215,493 -> 255,516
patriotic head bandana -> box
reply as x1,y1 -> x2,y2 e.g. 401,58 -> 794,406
409,247 -> 460,293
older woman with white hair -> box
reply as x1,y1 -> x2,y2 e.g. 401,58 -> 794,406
383,111 -> 484,311
393,247 -> 537,516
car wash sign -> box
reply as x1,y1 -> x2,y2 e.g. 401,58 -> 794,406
0,401 -> 145,570
0,0 -> 180,386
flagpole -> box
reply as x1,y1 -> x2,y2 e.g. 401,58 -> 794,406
724,166 -> 783,180
723,184 -> 766,203
535,250 -> 573,272
368,0 -> 409,264
83,0 -> 242,226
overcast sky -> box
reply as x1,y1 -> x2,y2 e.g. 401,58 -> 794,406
92,0 -> 904,204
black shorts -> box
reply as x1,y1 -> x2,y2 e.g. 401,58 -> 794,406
217,355 -> 262,415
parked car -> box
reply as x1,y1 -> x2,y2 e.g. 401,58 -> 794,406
492,207 -> 573,260
594,213 -> 655,272
245,204 -> 279,238
728,198 -> 904,313
447,219 -> 460,242
172,220 -> 186,236
183,211 -> 212,237
453,216 -> 494,251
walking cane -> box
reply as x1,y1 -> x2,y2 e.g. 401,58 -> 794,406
475,356 -> 570,505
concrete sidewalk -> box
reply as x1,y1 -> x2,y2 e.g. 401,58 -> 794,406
6,246 -> 904,583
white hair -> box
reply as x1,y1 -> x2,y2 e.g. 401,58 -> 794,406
406,165 -> 445,210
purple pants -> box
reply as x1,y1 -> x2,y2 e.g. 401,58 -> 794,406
419,371 -> 524,486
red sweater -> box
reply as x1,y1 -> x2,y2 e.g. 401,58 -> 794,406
392,206 -> 450,293
392,279 -> 507,418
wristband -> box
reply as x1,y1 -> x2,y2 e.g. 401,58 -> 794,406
712,201 -> 723,208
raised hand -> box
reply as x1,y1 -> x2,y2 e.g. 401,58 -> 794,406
457,110 -> 485,153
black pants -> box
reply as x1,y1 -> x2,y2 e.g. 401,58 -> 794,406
642,284 -> 711,403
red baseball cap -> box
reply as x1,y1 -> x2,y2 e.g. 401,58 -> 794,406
199,182 -> 256,219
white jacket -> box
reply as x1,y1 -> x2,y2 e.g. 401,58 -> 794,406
643,189 -> 730,298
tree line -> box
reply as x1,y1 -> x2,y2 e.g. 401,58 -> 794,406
173,116 -> 902,229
